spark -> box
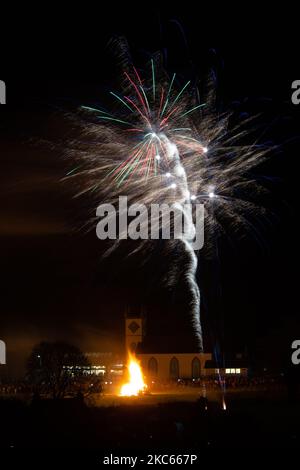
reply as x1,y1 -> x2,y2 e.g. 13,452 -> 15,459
110,91 -> 134,113
169,80 -> 190,109
160,73 -> 176,118
222,396 -> 227,411
151,58 -> 156,101
180,103 -> 206,118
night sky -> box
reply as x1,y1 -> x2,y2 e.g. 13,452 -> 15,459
1,8 -> 299,376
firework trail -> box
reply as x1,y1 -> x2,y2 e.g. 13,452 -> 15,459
64,52 -> 270,350
156,134 -> 202,342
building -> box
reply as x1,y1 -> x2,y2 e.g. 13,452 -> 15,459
125,307 -> 212,380
204,359 -> 248,377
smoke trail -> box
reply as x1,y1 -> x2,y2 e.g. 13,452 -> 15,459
161,135 -> 202,349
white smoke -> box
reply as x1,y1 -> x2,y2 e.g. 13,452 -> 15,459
161,135 -> 202,348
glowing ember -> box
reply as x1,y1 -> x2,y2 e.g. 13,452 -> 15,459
222,396 -> 227,411
120,354 -> 147,396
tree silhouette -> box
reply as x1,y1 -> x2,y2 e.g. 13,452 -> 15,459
27,341 -> 90,399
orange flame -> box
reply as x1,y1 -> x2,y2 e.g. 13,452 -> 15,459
120,353 -> 147,396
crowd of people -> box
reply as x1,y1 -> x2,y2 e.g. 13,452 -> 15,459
145,373 -> 286,393
0,373 -> 291,398
0,381 -> 31,396
199,374 -> 285,390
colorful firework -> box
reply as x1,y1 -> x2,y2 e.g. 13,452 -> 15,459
64,57 -> 270,349
80,65 -> 206,187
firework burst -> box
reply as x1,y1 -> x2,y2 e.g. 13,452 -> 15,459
64,56 -> 270,349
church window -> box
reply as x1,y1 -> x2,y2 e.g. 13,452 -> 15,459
169,357 -> 179,379
192,357 -> 201,379
148,357 -> 158,376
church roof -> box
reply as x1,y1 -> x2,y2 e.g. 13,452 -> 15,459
136,335 -> 202,354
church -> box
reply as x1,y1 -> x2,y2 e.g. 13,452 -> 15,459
125,306 -> 212,381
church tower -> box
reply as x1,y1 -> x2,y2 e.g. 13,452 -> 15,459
125,304 -> 145,353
